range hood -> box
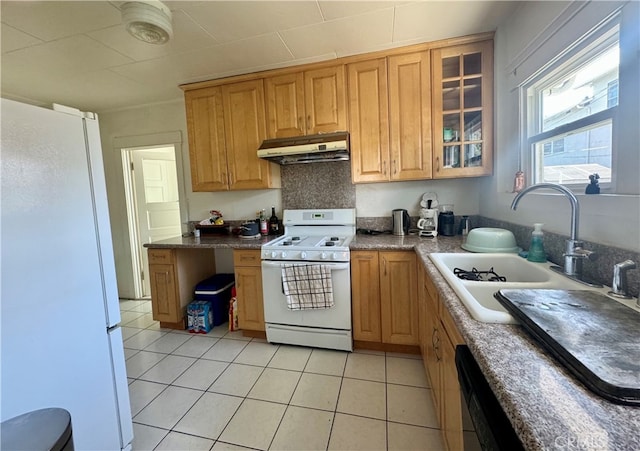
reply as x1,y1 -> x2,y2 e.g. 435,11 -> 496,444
257,131 -> 349,165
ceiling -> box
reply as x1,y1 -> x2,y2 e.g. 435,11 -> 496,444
1,1 -> 519,113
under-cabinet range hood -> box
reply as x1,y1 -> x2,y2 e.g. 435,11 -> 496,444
257,131 -> 349,165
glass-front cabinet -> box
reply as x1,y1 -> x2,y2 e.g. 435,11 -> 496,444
432,41 -> 493,178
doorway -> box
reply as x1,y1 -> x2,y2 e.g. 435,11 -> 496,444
122,145 -> 183,298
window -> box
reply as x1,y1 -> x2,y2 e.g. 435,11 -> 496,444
525,25 -> 619,187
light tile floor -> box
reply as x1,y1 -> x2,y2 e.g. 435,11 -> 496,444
120,299 -> 445,451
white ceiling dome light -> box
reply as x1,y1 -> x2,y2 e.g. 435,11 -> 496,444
121,1 -> 173,45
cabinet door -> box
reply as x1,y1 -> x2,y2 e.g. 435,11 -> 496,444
348,59 -> 390,183
185,86 -> 229,191
432,40 -> 493,178
380,251 -> 418,345
235,266 -> 265,331
442,331 -> 463,451
418,264 -> 427,357
425,282 -> 442,417
265,72 -> 306,138
222,80 -> 278,190
350,251 -> 382,342
304,65 -> 348,134
388,51 -> 432,181
149,263 -> 179,323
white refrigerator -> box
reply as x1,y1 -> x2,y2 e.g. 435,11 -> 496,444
1,99 -> 134,450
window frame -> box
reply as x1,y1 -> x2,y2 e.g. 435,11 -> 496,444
520,15 -> 622,193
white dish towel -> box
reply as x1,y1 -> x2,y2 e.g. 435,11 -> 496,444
281,264 -> 334,310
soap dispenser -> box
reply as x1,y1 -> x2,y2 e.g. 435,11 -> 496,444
527,223 -> 546,263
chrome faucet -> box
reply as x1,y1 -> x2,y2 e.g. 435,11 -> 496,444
608,260 -> 636,300
511,183 -> 598,284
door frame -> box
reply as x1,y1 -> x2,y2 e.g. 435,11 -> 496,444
115,131 -> 188,299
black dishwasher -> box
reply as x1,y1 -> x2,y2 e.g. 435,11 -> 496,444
455,345 -> 524,451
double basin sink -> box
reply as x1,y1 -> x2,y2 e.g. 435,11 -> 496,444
429,252 -> 640,324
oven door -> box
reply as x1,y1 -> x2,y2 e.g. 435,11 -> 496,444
261,260 -> 351,330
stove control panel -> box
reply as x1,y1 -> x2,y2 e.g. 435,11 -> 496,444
262,250 -> 349,262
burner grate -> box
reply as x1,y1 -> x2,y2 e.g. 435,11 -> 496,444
453,267 -> 507,282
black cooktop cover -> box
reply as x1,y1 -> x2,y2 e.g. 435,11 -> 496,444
494,289 -> 640,406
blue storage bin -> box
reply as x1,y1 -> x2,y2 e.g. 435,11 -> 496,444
192,273 -> 235,329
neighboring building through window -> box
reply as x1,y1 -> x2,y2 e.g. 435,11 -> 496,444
525,25 -> 619,187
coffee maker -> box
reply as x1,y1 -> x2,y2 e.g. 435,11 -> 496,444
417,192 -> 439,237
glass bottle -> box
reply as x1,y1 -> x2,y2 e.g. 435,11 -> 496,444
269,206 -> 280,235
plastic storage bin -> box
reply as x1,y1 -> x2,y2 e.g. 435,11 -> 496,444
188,273 -> 235,332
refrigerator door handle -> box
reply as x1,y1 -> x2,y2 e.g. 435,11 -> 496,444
83,117 -> 122,328
107,326 -> 134,449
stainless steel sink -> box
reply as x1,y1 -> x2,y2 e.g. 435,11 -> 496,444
429,253 -> 638,324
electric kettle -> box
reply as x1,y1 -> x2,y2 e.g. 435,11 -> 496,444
392,209 -> 410,236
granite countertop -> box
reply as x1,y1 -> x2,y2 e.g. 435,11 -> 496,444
144,232 -> 640,449
144,234 -> 271,249
413,245 -> 640,450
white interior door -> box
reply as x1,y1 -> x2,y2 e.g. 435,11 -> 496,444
132,147 -> 182,296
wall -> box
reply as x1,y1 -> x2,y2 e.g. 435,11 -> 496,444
483,0 -> 640,252
98,100 -> 280,298
99,98 -> 486,297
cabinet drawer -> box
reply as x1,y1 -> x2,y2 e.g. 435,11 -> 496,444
148,249 -> 174,264
233,249 -> 261,267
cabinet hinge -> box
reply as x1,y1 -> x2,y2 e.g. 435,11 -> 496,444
141,270 -> 145,281
130,162 -> 134,171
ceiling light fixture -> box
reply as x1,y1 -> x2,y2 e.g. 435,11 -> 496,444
121,1 -> 173,45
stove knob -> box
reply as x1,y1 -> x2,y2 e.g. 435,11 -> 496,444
281,251 -> 288,258
321,252 -> 328,260
332,253 -> 338,260
271,251 -> 277,259
300,251 -> 307,259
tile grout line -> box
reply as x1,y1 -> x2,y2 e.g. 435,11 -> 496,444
385,351 -> 389,451
264,347 -> 314,450
324,350 -> 349,451
211,340 -> 280,449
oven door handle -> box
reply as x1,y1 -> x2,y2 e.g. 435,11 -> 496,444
261,261 -> 350,271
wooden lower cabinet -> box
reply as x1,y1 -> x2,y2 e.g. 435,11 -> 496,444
350,251 -> 382,342
148,248 -> 216,328
351,250 -> 418,349
420,264 -> 465,451
380,251 -> 418,345
233,250 -> 265,332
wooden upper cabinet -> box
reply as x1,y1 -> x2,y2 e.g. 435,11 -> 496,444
185,87 -> 229,191
265,65 -> 348,138
431,40 -> 493,178
221,80 -> 280,190
304,66 -> 348,134
348,58 -> 390,183
265,72 -> 306,138
388,51 -> 433,181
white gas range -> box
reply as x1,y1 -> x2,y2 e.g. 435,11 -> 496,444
261,209 -> 355,351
